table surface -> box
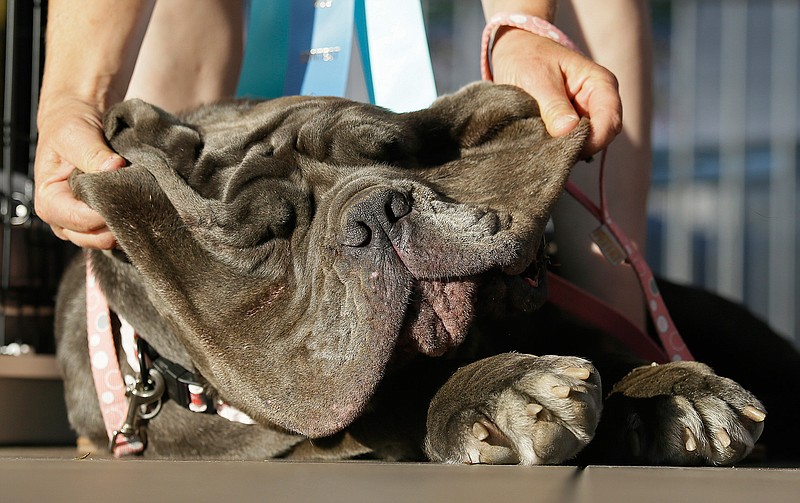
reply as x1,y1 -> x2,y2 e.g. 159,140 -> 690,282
1,447 -> 798,503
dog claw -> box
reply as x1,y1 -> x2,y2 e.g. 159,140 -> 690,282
683,427 -> 697,452
716,429 -> 732,448
526,403 -> 544,417
472,422 -> 489,441
551,385 -> 571,398
742,405 -> 766,422
563,367 -> 590,380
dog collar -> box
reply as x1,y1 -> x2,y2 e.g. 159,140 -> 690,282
135,338 -> 256,424
85,256 -> 254,457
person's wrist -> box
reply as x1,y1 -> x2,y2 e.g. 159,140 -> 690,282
38,72 -> 126,119
491,25 -> 559,60
37,90 -> 112,135
481,13 -> 578,82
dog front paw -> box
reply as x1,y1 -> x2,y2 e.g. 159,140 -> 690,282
424,353 -> 602,465
599,361 -> 766,465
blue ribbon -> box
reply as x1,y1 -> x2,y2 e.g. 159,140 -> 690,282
241,0 -> 437,112
285,0 -> 357,97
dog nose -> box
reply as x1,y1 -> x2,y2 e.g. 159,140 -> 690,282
340,188 -> 411,247
386,190 -> 412,221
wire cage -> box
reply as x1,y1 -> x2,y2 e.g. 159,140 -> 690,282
1,0 -> 74,355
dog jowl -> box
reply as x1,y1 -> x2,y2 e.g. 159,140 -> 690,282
56,82 -> 766,464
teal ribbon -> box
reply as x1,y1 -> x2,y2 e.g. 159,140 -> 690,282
239,0 -> 437,112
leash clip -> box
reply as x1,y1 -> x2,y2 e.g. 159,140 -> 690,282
109,367 -> 165,455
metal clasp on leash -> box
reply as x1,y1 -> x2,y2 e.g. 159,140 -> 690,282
109,366 -> 165,454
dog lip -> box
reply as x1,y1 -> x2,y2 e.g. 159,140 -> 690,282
398,276 -> 478,356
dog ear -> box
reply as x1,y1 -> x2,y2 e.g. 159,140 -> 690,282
406,82 -> 590,274
104,99 -> 202,173
406,81 -> 545,149
75,100 -> 298,279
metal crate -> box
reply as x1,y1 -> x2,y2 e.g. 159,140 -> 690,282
1,0 -> 74,355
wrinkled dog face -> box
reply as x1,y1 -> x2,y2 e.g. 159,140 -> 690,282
72,83 -> 588,437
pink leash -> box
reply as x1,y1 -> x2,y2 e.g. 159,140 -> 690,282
85,256 -> 145,456
482,13 -> 693,363
559,152 -> 693,362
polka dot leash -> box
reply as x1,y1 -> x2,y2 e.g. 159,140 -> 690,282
85,255 -> 145,456
564,152 -> 694,362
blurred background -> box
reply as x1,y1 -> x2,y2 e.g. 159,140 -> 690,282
1,0 -> 798,358
421,0 -> 800,350
0,0 -> 73,358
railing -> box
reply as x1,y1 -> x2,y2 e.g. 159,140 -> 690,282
649,0 -> 798,347
1,0 -> 73,352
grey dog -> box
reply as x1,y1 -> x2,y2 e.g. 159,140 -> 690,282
56,82 -> 783,464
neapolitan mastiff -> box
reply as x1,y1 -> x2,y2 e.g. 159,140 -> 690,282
56,82 -> 799,464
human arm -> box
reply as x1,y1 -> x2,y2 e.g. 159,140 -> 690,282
480,0 -> 622,156
34,0 -> 155,249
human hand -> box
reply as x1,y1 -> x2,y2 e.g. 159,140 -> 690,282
489,28 -> 622,157
34,98 -> 125,249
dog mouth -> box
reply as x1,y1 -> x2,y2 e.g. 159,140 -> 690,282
396,244 -> 548,357
511,242 -> 549,311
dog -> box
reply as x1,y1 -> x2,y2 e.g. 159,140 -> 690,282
55,82 -> 798,464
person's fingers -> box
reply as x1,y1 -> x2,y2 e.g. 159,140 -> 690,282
568,64 -> 623,157
530,76 -> 581,138
34,100 -> 124,248
36,181 -> 107,233
33,165 -> 116,250
489,29 -> 623,156
72,133 -> 126,174
39,203 -> 116,250
40,200 -> 116,250
491,30 -> 581,138
49,216 -> 116,249
60,227 -> 117,250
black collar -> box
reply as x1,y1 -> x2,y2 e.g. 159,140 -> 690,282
138,337 -> 218,415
